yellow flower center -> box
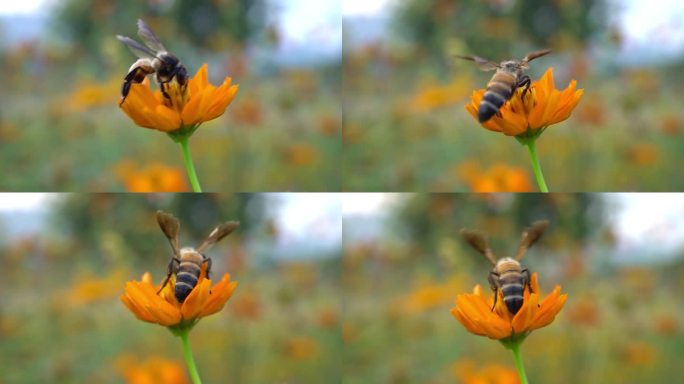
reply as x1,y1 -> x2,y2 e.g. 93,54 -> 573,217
161,80 -> 189,113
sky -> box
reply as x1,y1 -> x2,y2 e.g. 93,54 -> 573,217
342,0 -> 395,16
611,194 -> 684,255
0,193 -> 52,211
0,0 -> 53,14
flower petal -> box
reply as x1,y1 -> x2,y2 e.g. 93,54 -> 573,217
455,293 -> 511,339
531,286 -> 568,330
200,274 -> 238,317
452,307 -> 487,336
512,292 -> 539,333
203,84 -> 239,122
181,278 -> 211,321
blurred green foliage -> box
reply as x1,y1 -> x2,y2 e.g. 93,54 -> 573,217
53,0 -> 268,62
48,193 -> 266,268
393,193 -> 602,258
393,0 -> 607,61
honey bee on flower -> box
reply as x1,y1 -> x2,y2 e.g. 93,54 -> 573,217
117,19 -> 188,106
116,20 -> 239,192
456,49 -> 552,122
457,58 -> 584,192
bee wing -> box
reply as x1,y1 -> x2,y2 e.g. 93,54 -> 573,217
514,220 -> 549,260
156,211 -> 181,258
117,35 -> 157,59
460,229 -> 498,266
137,19 -> 167,53
196,221 -> 240,253
455,55 -> 500,71
522,49 -> 552,64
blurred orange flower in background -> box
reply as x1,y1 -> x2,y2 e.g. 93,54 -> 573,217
621,342 -> 657,365
229,291 -> 263,320
65,78 -> 120,110
451,359 -> 520,384
626,143 -> 659,166
230,94 -> 263,126
451,273 -> 566,341
64,268 -> 129,306
466,68 -> 583,137
401,278 -> 465,314
116,355 -> 188,384
121,271 -> 237,329
566,296 -> 600,327
120,64 -> 238,133
115,161 -> 188,192
282,336 -> 320,360
660,114 -> 681,135
283,144 -> 319,166
409,75 -> 471,112
457,161 -> 534,192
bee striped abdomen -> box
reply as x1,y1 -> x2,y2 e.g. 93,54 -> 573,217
175,254 -> 203,302
478,72 -> 516,123
501,280 -> 524,314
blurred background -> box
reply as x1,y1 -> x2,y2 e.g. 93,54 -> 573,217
343,193 -> 684,383
0,0 -> 341,191
0,193 -> 341,383
343,0 -> 684,191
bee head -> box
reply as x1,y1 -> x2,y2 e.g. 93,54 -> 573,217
155,53 -> 181,76
158,53 -> 178,65
501,61 -> 518,70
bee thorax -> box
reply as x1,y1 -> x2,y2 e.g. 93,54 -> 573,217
495,257 -> 521,273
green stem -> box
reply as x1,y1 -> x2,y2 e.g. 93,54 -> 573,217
510,341 -> 529,384
178,137 -> 202,192
179,330 -> 203,384
523,138 -> 549,192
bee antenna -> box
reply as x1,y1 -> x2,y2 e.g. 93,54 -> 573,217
515,220 -> 549,260
460,229 -> 497,266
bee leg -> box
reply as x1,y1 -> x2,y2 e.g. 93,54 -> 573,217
160,81 -> 172,102
120,61 -> 154,106
157,257 -> 180,294
488,271 -> 500,311
517,75 -> 532,99
201,257 -> 213,280
120,69 -> 142,106
521,268 -> 533,293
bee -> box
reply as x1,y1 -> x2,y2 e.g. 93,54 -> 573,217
460,220 -> 549,315
116,19 -> 188,106
156,211 -> 239,303
456,49 -> 551,122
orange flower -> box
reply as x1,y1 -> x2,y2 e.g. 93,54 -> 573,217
120,64 -> 238,133
451,273 -> 566,341
121,269 -> 237,330
466,68 -> 583,137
